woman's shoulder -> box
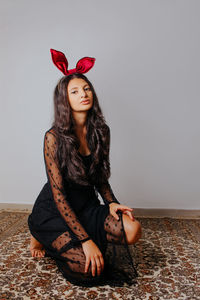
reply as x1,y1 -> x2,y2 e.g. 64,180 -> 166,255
45,126 -> 57,137
44,127 -> 58,144
97,123 -> 110,133
101,124 -> 110,136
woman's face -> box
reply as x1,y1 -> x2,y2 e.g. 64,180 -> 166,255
67,78 -> 93,112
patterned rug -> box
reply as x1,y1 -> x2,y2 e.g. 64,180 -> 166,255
0,210 -> 199,299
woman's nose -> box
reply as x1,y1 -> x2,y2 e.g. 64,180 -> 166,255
81,89 -> 87,97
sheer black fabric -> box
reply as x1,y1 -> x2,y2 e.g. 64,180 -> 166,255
95,181 -> 120,205
43,130 -> 91,244
28,129 -> 138,286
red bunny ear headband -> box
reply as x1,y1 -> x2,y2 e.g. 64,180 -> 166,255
50,48 -> 96,75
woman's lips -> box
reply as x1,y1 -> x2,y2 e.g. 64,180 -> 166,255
81,100 -> 90,104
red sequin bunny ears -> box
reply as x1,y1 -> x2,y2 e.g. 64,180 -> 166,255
50,48 -> 96,75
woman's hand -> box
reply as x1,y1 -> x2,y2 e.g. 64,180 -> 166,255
109,203 -> 135,221
81,239 -> 104,277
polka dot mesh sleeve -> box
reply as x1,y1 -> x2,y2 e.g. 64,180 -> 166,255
95,126 -> 120,205
95,181 -> 120,205
43,131 -> 91,244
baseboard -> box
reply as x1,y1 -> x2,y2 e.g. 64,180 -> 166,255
0,203 -> 33,213
0,203 -> 199,219
133,208 -> 200,219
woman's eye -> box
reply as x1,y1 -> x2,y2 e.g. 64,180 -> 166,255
71,87 -> 90,94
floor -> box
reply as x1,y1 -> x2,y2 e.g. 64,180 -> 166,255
0,210 -> 199,299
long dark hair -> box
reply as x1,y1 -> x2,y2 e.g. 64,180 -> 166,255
50,73 -> 111,187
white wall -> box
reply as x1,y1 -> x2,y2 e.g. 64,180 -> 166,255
0,0 -> 199,209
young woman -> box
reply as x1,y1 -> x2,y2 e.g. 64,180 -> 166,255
28,49 -> 142,286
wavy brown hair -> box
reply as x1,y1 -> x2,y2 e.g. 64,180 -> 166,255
50,73 -> 111,187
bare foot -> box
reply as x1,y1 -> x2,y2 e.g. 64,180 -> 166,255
30,234 -> 45,258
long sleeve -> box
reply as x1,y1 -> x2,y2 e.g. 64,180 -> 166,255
95,126 -> 120,205
43,130 -> 91,244
95,181 -> 120,205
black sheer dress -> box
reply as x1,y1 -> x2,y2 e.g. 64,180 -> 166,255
28,128 -> 138,286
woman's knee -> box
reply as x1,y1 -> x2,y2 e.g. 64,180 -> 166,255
61,246 -> 92,276
104,213 -> 124,237
61,247 -> 101,279
122,215 -> 142,245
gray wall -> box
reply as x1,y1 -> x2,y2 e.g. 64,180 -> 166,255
1,0 -> 199,209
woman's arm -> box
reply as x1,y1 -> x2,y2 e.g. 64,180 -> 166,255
95,180 -> 120,205
43,131 -> 91,244
95,125 -> 120,205
44,131 -> 106,276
